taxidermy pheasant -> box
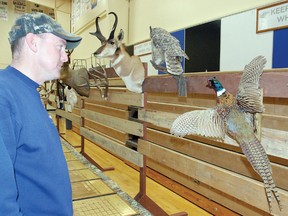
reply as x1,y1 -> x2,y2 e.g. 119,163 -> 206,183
170,56 -> 281,212
150,26 -> 189,97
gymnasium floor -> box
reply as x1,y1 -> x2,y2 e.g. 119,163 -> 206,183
61,138 -> 151,216
53,111 -> 212,216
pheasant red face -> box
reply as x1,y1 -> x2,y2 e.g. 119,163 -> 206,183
207,77 -> 226,96
207,77 -> 215,89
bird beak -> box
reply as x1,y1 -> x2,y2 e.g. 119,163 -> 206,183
206,77 -> 213,88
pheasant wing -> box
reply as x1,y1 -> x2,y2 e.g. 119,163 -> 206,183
236,55 -> 266,113
170,109 -> 226,140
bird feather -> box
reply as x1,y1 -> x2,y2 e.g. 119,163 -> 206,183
237,55 -> 266,113
170,109 -> 226,140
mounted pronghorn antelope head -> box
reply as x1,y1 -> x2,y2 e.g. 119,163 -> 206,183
90,12 -> 145,93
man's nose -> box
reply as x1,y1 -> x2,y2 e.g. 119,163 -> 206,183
62,51 -> 68,62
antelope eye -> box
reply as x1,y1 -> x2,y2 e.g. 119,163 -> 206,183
110,41 -> 115,45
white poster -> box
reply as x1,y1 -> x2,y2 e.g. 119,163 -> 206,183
29,3 -> 45,14
257,1 -> 288,32
13,0 -> 26,16
0,0 -> 8,21
47,8 -> 55,19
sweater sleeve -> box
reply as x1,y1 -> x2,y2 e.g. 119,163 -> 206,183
0,135 -> 23,215
0,100 -> 23,215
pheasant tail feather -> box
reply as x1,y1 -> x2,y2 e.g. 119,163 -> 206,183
239,137 -> 281,212
173,74 -> 187,97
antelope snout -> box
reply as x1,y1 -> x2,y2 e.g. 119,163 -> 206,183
93,46 -> 105,57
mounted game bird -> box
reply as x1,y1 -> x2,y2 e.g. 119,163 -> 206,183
150,27 -> 189,97
170,56 -> 281,212
64,86 -> 78,110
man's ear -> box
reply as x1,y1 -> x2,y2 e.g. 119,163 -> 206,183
25,33 -> 39,52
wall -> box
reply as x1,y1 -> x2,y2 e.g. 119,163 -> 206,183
70,0 -> 129,69
128,0 -> 282,44
0,2 -> 14,68
0,0 -> 283,69
71,0 -> 283,74
0,0 -> 70,68
220,10 -> 273,71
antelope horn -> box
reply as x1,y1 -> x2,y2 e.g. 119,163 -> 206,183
107,12 -> 118,40
66,49 -> 73,64
90,16 -> 106,43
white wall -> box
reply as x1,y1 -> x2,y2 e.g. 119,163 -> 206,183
0,0 -> 282,70
27,0 -> 55,8
128,0 -> 282,44
0,2 -> 14,68
0,0 -> 70,68
70,0 -> 282,72
70,0 -> 129,68
220,10 -> 273,71
56,10 -> 71,32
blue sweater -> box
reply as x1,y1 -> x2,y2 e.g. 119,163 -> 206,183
0,66 -> 73,216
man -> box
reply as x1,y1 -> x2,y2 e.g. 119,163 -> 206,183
0,12 -> 82,215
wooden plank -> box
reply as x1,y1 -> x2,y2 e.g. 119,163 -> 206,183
138,139 -> 288,215
69,169 -> 100,183
144,163 -> 239,216
261,128 -> 288,163
107,91 -> 144,107
147,101 -> 204,114
67,160 -> 88,171
150,109 -> 287,132
264,97 -> 288,116
84,102 -> 129,119
87,87 -> 144,106
139,109 -> 288,160
72,179 -> 115,200
74,97 -> 83,109
147,92 -> 216,108
145,128 -> 288,190
84,96 -> 129,110
262,114 -> 288,131
146,158 -> 264,216
85,119 -> 129,143
147,97 -> 288,117
61,145 -> 70,153
49,101 -> 57,108
138,109 -> 240,149
73,194 -> 139,216
138,108 -> 176,129
72,107 -> 81,116
144,102 -> 288,131
89,67 -> 118,78
56,109 -> 81,125
72,125 -> 80,134
82,109 -> 143,137
108,77 -> 126,87
143,69 -> 288,98
146,122 -> 242,153
64,152 -> 77,161
80,127 -> 143,167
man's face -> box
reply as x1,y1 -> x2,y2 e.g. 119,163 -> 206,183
37,33 -> 68,82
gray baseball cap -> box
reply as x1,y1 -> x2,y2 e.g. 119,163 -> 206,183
9,12 -> 82,50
